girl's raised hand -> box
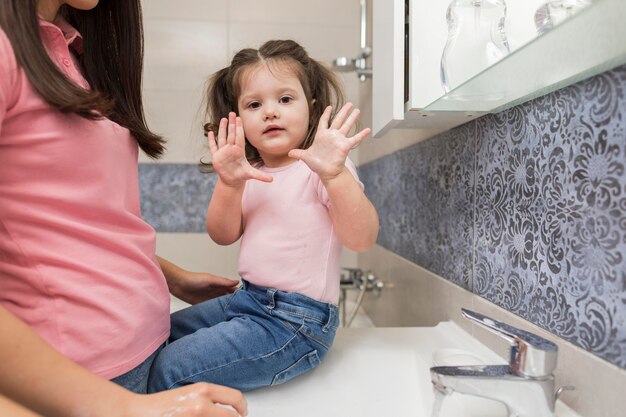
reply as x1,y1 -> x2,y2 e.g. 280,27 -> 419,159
288,103 -> 370,181
208,112 -> 272,187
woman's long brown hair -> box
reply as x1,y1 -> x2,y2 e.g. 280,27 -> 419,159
0,0 -> 165,158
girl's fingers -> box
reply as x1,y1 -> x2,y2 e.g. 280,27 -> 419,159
217,117 -> 228,148
348,127 -> 371,148
287,148 -> 305,161
339,107 -> 361,136
235,116 -> 245,148
226,112 -> 237,145
329,102 -> 353,130
207,131 -> 218,155
246,166 -> 273,183
318,106 -> 333,130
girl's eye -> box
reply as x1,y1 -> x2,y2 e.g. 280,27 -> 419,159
248,102 -> 261,109
279,96 -> 293,104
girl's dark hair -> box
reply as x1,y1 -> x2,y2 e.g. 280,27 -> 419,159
203,39 -> 344,167
0,0 -> 165,158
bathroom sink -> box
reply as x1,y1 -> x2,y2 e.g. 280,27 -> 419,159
243,322 -> 581,417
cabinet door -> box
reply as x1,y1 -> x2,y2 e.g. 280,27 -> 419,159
372,0 -> 405,138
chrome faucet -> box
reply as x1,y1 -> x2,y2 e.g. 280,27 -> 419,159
430,308 -> 572,417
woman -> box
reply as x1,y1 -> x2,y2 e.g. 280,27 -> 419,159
0,0 -> 247,416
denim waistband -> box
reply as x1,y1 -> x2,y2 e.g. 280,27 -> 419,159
240,279 -> 338,330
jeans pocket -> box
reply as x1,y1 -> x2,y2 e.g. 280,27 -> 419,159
271,308 -> 305,333
271,350 -> 320,386
222,291 -> 238,313
300,320 -> 336,352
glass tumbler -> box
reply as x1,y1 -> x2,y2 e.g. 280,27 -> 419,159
534,0 -> 593,35
440,0 -> 511,93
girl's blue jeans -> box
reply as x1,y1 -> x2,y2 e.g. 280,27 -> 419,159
146,280 -> 339,393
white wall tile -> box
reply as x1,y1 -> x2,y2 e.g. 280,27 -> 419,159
143,20 -> 228,91
156,233 -> 240,278
228,0 -> 359,27
228,22 -> 359,70
142,0 -> 228,21
141,89 -> 208,164
340,74 -> 363,111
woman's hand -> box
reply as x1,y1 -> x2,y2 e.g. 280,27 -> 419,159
288,103 -> 370,182
208,112 -> 272,187
1,384 -> 248,417
158,257 -> 239,305
125,383 -> 247,417
169,271 -> 239,305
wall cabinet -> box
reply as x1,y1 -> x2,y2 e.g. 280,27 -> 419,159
372,0 -> 626,137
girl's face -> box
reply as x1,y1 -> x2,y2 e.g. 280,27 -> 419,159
64,0 -> 100,9
38,0 -> 100,21
237,63 -> 310,168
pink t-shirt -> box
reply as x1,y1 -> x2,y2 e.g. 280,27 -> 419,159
238,159 -> 363,304
0,18 -> 170,378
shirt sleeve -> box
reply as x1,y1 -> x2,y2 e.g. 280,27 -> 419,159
314,156 -> 365,207
0,28 -> 18,134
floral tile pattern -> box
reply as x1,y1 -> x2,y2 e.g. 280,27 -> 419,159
475,66 -> 626,368
360,123 -> 475,290
139,164 -> 216,233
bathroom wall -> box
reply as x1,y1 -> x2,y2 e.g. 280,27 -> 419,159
139,0 -> 364,282
358,64 -> 626,416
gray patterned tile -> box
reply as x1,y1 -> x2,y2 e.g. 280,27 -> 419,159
474,65 -> 626,368
139,164 -> 217,233
360,123 -> 475,290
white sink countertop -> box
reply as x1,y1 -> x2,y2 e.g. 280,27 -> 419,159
243,322 -> 581,417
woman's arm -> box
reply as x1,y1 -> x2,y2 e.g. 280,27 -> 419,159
323,169 -> 379,252
0,395 -> 42,417
157,256 -> 239,304
0,306 -> 247,417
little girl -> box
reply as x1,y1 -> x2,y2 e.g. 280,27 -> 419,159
147,39 -> 379,393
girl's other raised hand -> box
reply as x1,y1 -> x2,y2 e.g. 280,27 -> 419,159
288,103 -> 370,181
208,112 -> 272,187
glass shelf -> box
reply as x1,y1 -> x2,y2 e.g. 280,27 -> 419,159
421,0 -> 626,113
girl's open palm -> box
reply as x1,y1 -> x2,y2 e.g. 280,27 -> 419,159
288,103 -> 370,181
208,112 -> 272,186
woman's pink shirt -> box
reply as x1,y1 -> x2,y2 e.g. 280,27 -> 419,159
0,18 -> 170,378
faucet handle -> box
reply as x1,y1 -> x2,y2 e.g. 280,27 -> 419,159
461,308 -> 558,378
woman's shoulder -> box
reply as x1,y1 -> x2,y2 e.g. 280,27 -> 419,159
0,26 -> 18,77
0,26 -> 19,112
0,27 -> 16,60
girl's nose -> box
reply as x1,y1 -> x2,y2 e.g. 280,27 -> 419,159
263,108 -> 279,121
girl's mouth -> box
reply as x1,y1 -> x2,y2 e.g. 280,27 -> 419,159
263,125 -> 283,134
